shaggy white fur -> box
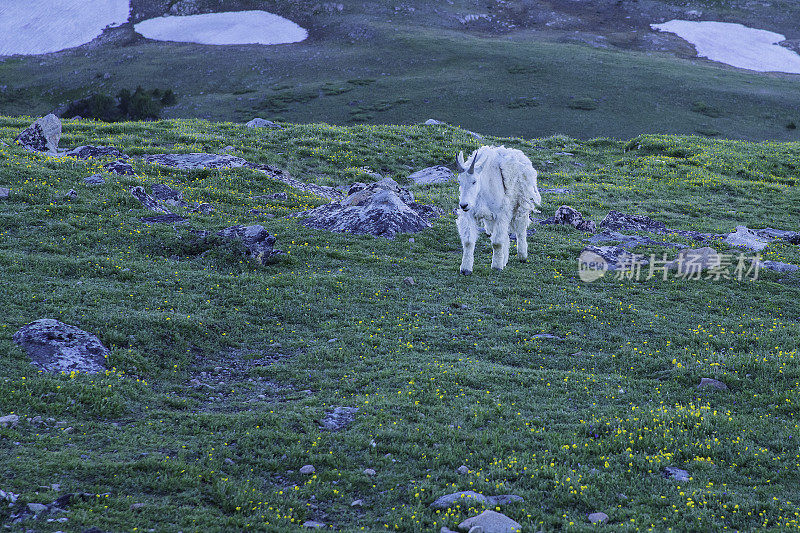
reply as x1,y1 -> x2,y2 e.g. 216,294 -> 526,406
455,146 -> 541,274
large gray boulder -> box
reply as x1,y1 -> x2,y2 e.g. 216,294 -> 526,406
297,177 -> 441,238
15,114 -> 61,153
12,319 -> 109,374
725,225 -> 770,251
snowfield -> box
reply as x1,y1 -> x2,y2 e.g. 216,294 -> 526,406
652,20 -> 800,74
134,11 -> 307,46
0,0 -> 130,55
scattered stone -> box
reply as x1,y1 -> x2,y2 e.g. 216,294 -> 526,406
408,166 -> 455,185
318,406 -> 359,431
223,458 -> 235,465
65,145 -> 126,159
753,228 -> 800,242
83,174 -> 106,185
261,192 -> 288,200
541,205 -> 596,232
104,160 -> 134,175
758,260 -> 799,273
423,119 -> 446,125
725,225 -> 770,252
302,521 -> 324,529
142,153 -> 249,170
15,114 -> 61,153
403,277 -> 415,286
130,186 -> 171,214
457,465 -> 469,475
585,229 -> 683,250
129,503 -> 146,510
409,237 -> 415,243
666,247 -> 721,275
299,465 -> 316,475
663,466 -> 690,481
140,214 -> 188,224
0,489 -> 19,504
588,512 -> 609,524
0,187 -> 9,198
599,210 -> 667,233
27,502 -> 47,513
532,333 -> 564,340
457,510 -> 522,533
221,145 -> 235,153
363,468 -> 376,476
12,318 -> 109,374
65,189 -> 78,199
0,414 -> 19,428
698,377 -> 729,391
351,499 -> 363,507
216,225 -> 282,265
150,183 -> 187,207
190,202 -> 215,214
430,491 -> 524,510
580,245 -> 649,271
246,118 -> 283,129
297,177 -> 441,238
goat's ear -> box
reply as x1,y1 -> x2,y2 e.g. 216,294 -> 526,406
456,151 -> 467,172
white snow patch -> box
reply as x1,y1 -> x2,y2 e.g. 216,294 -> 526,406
0,0 -> 130,55
651,20 -> 800,74
134,11 -> 307,46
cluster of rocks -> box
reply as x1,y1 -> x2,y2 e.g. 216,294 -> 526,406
296,177 -> 442,238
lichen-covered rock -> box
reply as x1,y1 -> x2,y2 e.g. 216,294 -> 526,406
66,145 -> 126,160
541,205 -> 596,232
246,118 -> 282,129
130,186 -> 171,214
599,210 -> 667,233
298,178 -> 441,238
150,183 -> 187,207
318,406 -> 359,431
758,260 -> 799,273
105,160 -> 134,175
217,225 -> 281,265
12,319 -> 109,374
15,114 -> 61,153
725,225 -> 771,251
457,510 -> 522,533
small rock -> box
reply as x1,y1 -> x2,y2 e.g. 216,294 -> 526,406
457,510 -> 522,533
217,224 -> 281,265
457,465 -> 469,475
758,260 -> 799,273
698,377 -> 729,391
318,406 -> 358,431
542,205 -> 596,232
408,166 -> 455,185
27,502 -> 47,513
83,174 -> 106,185
403,277 -> 415,286
430,491 -> 488,509
224,458 -> 235,465
0,187 -> 10,198
0,414 -> 19,428
299,465 -> 316,475
190,202 -> 214,214
532,333 -> 563,340
423,118 -> 446,125
105,160 -> 134,175
129,503 -> 146,510
663,466 -> 690,481
351,499 -> 363,507
66,189 -> 78,199
247,118 -> 283,129
65,145 -> 125,160
408,237 -> 415,243
363,468 -> 376,476
588,512 -> 609,524
725,225 -> 770,252
221,145 -> 235,153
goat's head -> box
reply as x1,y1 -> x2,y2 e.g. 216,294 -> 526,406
456,150 -> 480,212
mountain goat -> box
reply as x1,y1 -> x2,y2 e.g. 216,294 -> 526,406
455,146 -> 541,275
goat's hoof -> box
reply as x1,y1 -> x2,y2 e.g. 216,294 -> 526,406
460,269 -> 472,276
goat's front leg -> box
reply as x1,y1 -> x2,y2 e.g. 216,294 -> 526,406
457,212 -> 478,275
512,212 -> 531,262
490,215 -> 511,271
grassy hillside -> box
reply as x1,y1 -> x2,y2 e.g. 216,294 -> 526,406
0,116 -> 799,531
2,0 -> 800,141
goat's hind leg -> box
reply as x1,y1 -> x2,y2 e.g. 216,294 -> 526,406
457,212 -> 478,275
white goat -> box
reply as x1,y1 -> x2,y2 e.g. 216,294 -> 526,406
455,146 -> 541,274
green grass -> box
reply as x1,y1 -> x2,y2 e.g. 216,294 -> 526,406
0,116 -> 799,531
